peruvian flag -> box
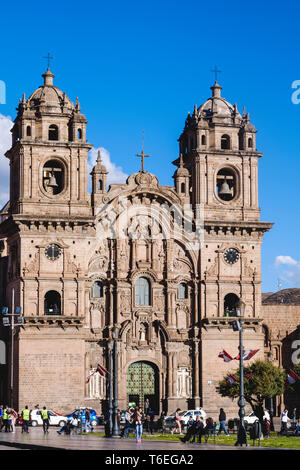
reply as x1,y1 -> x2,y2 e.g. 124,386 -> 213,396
235,350 -> 259,361
226,374 -> 237,384
96,364 -> 110,378
86,364 -> 110,384
286,370 -> 300,385
218,350 -> 234,362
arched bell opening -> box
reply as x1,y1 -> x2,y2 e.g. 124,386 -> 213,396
224,293 -> 239,317
44,290 -> 61,315
43,159 -> 65,195
216,168 -> 236,201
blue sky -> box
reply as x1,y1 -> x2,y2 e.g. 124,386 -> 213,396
0,0 -> 299,292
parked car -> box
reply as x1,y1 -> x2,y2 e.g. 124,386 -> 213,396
29,409 -> 68,427
244,410 -> 270,425
67,408 -> 100,426
165,409 -> 206,428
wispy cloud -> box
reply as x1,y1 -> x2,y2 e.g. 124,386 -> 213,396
0,114 -> 12,208
275,255 -> 300,287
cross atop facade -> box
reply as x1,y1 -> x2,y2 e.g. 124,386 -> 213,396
43,52 -> 54,69
211,65 -> 222,82
136,131 -> 150,173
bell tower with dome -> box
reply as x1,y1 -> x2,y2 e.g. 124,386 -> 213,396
6,68 -> 92,217
174,81 -> 273,410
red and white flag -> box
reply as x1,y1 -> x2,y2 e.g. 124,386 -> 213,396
235,350 -> 259,361
86,364 -> 110,384
96,364 -> 109,378
226,374 -> 237,384
286,370 -> 300,385
218,350 -> 234,362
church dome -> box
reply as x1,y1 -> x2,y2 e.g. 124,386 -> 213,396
197,81 -> 242,121
26,68 -> 75,115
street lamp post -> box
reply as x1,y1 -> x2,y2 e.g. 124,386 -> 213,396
112,325 -> 120,437
234,298 -> 248,447
1,288 -> 24,408
267,352 -> 275,431
108,341 -> 114,437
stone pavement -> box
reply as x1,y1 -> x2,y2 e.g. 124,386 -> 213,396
0,427 -> 254,451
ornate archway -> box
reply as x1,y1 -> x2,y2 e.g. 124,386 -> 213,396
127,361 -> 159,414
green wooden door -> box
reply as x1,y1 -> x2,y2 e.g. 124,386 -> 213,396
127,361 -> 159,414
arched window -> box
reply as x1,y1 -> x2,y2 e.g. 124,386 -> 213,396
248,137 -> 253,148
48,124 -> 59,141
98,180 -> 103,191
181,182 -> 185,194
262,325 -> 269,347
178,282 -> 188,299
201,135 -> 206,145
77,128 -> 82,139
93,281 -> 103,298
135,277 -> 150,306
26,126 -> 31,137
221,134 -> 230,150
44,291 -> 61,315
224,293 -> 239,317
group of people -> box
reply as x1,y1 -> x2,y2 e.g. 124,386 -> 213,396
178,408 -> 229,444
0,405 -> 18,433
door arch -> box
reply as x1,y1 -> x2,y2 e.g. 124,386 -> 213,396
127,361 -> 159,414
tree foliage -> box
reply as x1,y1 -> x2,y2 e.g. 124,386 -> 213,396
216,360 -> 285,410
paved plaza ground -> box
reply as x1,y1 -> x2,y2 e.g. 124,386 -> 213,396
0,425 -> 296,452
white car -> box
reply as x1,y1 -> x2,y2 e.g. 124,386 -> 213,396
244,410 -> 270,425
165,409 -> 206,427
29,409 -> 68,427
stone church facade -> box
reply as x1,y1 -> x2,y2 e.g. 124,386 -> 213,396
0,69 -> 274,415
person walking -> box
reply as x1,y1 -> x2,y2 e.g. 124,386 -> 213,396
41,407 -> 50,433
83,408 -> 94,433
2,406 -> 10,432
191,416 -> 204,443
174,408 -> 182,434
217,408 -> 229,436
9,409 -> 17,433
134,407 -> 143,443
180,420 -> 197,443
21,406 -> 31,433
280,408 -> 290,436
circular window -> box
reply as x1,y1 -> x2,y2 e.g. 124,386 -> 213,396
43,160 -> 64,195
216,168 -> 237,201
45,244 -> 62,261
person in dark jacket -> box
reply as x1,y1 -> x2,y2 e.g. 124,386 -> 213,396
217,408 -> 229,436
180,420 -> 197,443
191,415 -> 204,443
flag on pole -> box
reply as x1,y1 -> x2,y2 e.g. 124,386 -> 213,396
218,350 -> 234,362
86,363 -> 110,384
235,349 -> 259,361
226,374 -> 238,384
286,369 -> 300,386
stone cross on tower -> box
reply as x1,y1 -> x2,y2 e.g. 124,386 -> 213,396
43,52 -> 54,69
136,131 -> 150,173
210,65 -> 222,82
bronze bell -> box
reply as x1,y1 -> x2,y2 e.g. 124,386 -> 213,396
219,178 -> 232,199
48,172 -> 58,187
